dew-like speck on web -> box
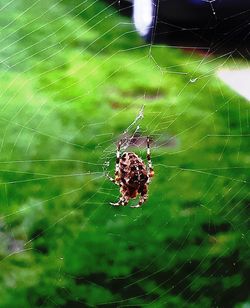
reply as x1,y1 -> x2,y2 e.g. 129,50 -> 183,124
190,78 -> 198,83
104,161 -> 110,167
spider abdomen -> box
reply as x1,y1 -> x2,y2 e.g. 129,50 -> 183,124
119,152 -> 148,189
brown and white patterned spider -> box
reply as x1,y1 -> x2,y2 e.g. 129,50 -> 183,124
107,137 -> 154,208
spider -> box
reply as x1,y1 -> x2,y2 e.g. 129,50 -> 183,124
107,137 -> 154,208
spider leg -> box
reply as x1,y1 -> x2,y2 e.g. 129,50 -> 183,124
106,173 -> 119,186
131,186 -> 148,208
110,196 -> 129,207
106,140 -> 122,186
131,193 -> 148,208
114,140 -> 122,183
146,136 -> 154,182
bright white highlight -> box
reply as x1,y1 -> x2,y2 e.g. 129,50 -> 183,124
133,0 -> 153,36
218,68 -> 250,101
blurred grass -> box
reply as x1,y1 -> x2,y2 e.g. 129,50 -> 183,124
0,0 -> 249,307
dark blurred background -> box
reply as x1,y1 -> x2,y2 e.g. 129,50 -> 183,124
106,0 -> 250,55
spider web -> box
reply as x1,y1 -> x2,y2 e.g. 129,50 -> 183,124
0,0 -> 249,307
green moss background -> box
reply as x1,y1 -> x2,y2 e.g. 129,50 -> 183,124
0,0 -> 249,307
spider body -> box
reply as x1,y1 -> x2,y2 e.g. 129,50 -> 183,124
120,152 -> 148,197
107,137 -> 154,208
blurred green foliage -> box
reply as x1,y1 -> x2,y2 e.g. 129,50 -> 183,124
0,0 -> 249,307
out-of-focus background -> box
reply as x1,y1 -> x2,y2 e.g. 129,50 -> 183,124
0,0 -> 249,307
